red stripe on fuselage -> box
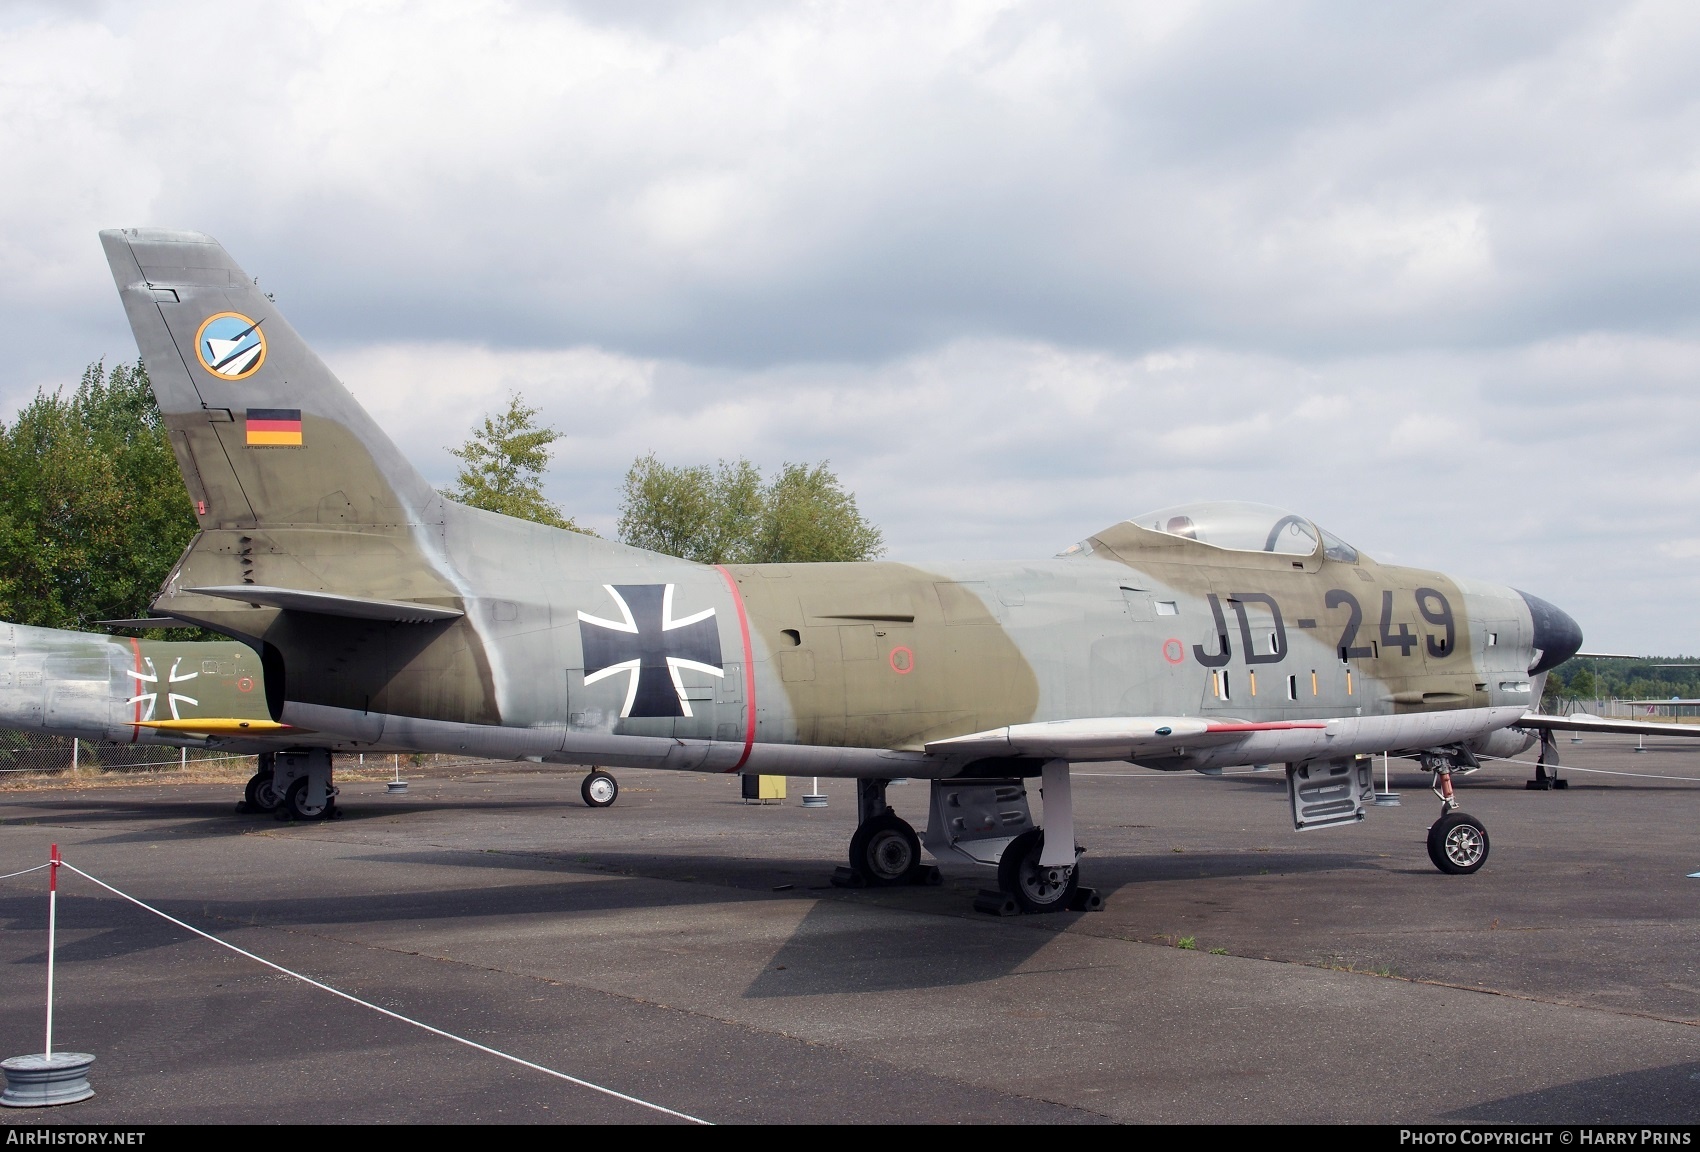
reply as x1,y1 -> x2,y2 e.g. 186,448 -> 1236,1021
715,565 -> 757,771
129,637 -> 144,742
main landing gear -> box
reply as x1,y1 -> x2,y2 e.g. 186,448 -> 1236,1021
833,779 -> 940,888
238,749 -> 340,822
1526,729 -> 1569,790
1422,749 -> 1490,875
832,762 -> 1105,915
995,829 -> 1081,913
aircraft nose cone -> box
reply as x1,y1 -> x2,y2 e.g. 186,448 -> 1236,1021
1517,590 -> 1583,675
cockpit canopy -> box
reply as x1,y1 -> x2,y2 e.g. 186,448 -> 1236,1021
1064,501 -> 1363,563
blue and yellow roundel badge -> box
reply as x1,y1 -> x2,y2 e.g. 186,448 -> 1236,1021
194,312 -> 267,380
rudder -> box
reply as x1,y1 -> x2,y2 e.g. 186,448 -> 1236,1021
100,229 -> 435,529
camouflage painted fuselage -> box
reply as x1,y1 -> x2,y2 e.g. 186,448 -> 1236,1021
0,623 -> 278,751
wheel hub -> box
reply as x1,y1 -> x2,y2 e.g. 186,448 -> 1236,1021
1444,824 -> 1484,867
1018,859 -> 1073,905
867,829 -> 914,879
587,778 -> 615,804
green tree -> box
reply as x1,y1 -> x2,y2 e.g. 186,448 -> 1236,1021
0,360 -> 199,631
616,455 -> 762,562
617,455 -> 883,564
444,394 -> 591,532
754,461 -> 885,563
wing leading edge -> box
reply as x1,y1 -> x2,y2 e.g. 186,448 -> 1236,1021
1516,712 -> 1700,739
925,717 -> 1328,762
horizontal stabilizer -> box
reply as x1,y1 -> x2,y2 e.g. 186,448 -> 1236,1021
926,716 -> 1327,761
95,617 -> 191,629
135,718 -> 294,735
184,585 -> 463,623
1518,712 -> 1700,739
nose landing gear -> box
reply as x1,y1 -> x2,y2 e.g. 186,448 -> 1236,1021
1428,811 -> 1490,874
1422,748 -> 1490,874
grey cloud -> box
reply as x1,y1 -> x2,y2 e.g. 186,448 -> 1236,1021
10,1 -> 1698,367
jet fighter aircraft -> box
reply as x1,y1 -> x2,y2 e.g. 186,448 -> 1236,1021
0,619 -> 640,816
89,227 -> 1650,913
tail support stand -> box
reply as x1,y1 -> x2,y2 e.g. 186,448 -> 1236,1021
2,845 -> 94,1107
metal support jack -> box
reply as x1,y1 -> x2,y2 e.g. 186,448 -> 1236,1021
1526,728 -> 1568,790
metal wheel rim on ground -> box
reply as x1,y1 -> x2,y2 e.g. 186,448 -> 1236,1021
866,829 -> 914,879
1018,858 -> 1073,905
1444,825 -> 1484,867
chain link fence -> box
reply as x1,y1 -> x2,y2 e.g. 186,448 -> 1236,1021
0,732 -> 254,775
0,734 -> 500,778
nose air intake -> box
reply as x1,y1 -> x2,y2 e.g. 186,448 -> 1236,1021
1516,590 -> 1583,675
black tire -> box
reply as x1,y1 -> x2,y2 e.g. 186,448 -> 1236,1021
997,828 -> 1080,913
243,772 -> 281,813
581,771 -> 618,808
848,811 -> 922,886
1427,812 -> 1490,874
283,777 -> 332,821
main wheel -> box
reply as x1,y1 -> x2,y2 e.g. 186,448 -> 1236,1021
997,828 -> 1079,913
283,777 -> 331,821
581,770 -> 618,808
1427,812 -> 1490,874
244,772 -> 281,813
848,811 -> 922,886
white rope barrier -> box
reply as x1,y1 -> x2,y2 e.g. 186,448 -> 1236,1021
48,859 -> 710,1125
1466,749 -> 1700,784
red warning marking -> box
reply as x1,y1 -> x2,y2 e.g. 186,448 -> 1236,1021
1162,638 -> 1185,664
889,646 -> 914,675
237,677 -> 254,693
129,637 -> 145,743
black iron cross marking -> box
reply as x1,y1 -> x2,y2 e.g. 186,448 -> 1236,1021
577,584 -> 724,718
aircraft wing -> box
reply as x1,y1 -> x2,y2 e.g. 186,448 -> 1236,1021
1517,712 -> 1700,739
925,717 -> 1327,761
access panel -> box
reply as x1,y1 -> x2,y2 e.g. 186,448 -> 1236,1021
1286,757 -> 1372,830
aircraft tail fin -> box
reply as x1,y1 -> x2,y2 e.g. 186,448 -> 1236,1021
99,229 -> 435,529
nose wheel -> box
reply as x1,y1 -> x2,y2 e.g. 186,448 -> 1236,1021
1427,811 -> 1490,874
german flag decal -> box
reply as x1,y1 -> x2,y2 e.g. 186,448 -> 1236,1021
246,408 -> 303,447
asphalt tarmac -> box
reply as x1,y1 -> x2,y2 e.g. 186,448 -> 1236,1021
0,733 -> 1694,1124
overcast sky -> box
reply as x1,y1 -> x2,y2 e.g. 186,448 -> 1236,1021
4,1 -> 1700,653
